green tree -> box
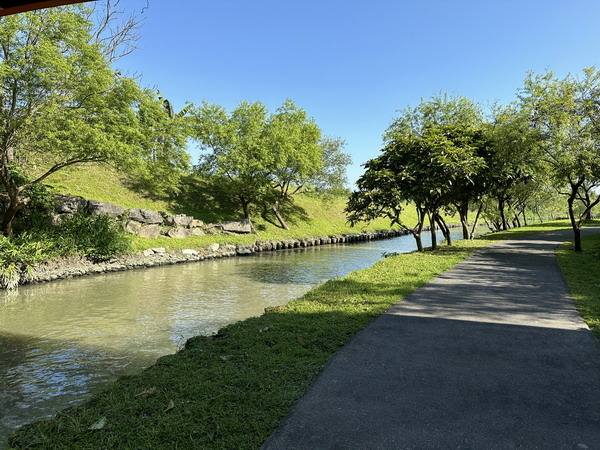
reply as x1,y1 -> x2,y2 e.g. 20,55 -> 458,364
520,68 -> 600,251
194,99 -> 351,229
482,105 -> 541,231
193,100 -> 271,221
347,136 -> 434,251
133,90 -> 192,197
350,94 -> 486,250
0,6 -> 142,236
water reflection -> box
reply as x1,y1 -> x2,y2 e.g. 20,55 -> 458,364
0,228 -> 478,444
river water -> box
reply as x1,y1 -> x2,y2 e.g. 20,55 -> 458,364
0,228 -> 479,443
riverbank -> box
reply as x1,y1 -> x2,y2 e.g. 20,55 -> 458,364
10,220 -> 595,448
24,229 -> 405,287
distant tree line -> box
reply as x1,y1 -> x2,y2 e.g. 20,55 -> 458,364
347,70 -> 600,252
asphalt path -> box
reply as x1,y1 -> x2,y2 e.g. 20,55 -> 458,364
263,228 -> 600,449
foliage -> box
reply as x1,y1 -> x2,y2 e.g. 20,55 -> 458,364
0,6 -> 143,236
130,90 -> 192,197
0,234 -> 49,289
520,67 -> 600,251
348,94 -> 487,250
55,212 -> 131,260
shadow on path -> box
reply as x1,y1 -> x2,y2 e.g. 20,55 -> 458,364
264,228 -> 600,449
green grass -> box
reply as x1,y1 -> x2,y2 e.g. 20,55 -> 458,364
9,220 -> 582,449
45,163 -> 465,253
556,231 -> 600,339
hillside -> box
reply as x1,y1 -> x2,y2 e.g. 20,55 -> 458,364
45,163 -> 451,252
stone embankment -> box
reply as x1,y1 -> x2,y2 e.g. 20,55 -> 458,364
54,194 -> 253,238
25,229 -> 407,287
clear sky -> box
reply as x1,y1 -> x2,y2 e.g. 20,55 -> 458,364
114,0 -> 600,185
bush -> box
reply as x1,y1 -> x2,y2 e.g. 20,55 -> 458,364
0,235 -> 50,289
57,212 -> 131,260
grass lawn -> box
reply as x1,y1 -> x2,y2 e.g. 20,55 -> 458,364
9,220 -> 595,449
556,230 -> 600,340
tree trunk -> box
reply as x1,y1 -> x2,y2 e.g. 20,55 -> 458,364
455,201 -> 470,239
567,194 -> 582,252
436,214 -> 451,245
240,196 -> 251,220
429,212 -> 437,250
499,198 -> 508,231
272,201 -> 290,230
469,202 -> 483,239
412,232 -> 423,252
2,197 -> 23,237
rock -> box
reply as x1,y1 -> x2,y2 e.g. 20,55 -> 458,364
55,194 -> 87,214
191,219 -> 204,228
173,214 -> 194,227
125,221 -> 142,235
167,227 -> 191,239
150,247 -> 166,254
181,249 -> 199,256
237,247 -> 254,255
220,219 -> 252,234
191,228 -> 205,237
87,200 -> 125,218
129,208 -> 163,224
208,243 -> 220,252
138,224 -> 162,239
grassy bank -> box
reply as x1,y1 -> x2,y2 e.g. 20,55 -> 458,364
9,220 -> 587,449
557,232 -> 600,339
44,164 -> 464,253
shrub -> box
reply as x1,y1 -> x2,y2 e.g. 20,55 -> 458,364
0,235 -> 50,289
57,213 -> 131,260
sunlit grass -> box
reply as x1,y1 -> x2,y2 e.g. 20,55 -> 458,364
557,230 -> 600,339
9,220 -> 582,449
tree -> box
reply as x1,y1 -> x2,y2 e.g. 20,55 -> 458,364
347,137 -> 434,252
264,100 -> 322,229
349,94 -> 487,250
194,99 -> 351,228
193,101 -> 271,221
520,68 -> 600,251
0,6 -> 142,236
133,90 -> 192,197
385,94 -> 487,241
482,105 -> 541,231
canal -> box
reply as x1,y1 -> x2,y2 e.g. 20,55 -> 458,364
0,228 -> 480,444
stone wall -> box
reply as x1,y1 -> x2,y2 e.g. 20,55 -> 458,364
24,229 -> 408,286
53,194 -> 252,238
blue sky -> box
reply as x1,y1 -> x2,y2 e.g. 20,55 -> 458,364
115,0 -> 600,185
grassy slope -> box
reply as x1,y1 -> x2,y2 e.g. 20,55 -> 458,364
9,220 -> 589,449
557,232 -> 600,339
45,164 -> 456,252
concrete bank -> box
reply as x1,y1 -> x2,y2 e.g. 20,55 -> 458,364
19,229 -> 407,288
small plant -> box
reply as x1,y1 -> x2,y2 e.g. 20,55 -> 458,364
0,235 -> 49,289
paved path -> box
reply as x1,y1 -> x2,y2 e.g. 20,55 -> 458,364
264,229 -> 600,449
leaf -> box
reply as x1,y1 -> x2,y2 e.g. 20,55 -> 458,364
164,400 -> 175,412
297,337 -> 306,346
134,387 -> 157,398
88,416 -> 107,430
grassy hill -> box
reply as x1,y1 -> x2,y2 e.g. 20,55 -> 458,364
45,163 -> 450,252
